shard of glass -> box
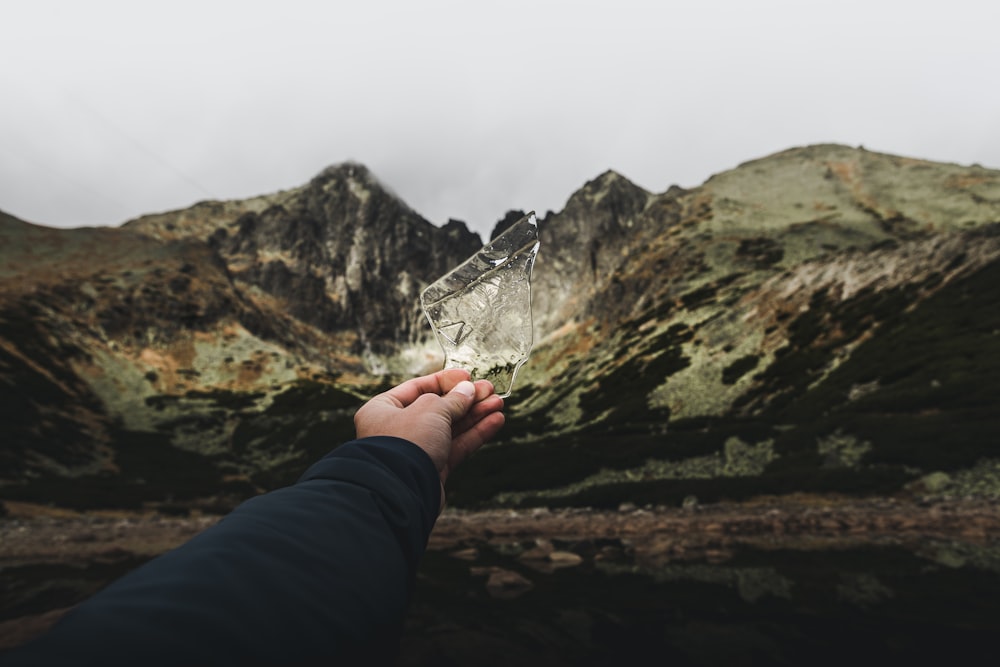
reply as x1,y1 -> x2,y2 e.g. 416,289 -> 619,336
420,211 -> 539,398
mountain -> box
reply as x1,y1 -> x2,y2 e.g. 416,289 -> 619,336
0,165 -> 480,510
125,162 -> 482,354
452,145 -> 1000,507
2,144 -> 999,513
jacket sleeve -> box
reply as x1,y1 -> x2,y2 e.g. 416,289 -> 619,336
2,436 -> 441,666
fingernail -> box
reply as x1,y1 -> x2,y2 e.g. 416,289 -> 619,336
452,380 -> 475,398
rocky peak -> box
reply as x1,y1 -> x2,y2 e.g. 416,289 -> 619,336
489,210 -> 529,240
313,160 -> 373,181
530,170 -> 652,336
305,162 -> 410,219
130,163 -> 483,355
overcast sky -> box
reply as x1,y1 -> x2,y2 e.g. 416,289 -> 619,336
2,0 -> 999,238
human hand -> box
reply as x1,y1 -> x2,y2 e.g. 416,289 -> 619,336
354,369 -> 505,506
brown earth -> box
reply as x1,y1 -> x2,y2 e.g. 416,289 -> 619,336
3,496 -> 999,651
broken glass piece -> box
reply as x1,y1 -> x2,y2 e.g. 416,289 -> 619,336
421,211 -> 540,398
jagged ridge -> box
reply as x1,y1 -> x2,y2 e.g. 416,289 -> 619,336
2,145 -> 1000,512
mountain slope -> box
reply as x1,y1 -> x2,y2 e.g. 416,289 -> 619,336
3,145 -> 999,512
449,145 -> 1000,506
0,212 -> 362,507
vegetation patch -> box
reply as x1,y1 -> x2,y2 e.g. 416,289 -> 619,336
516,466 -> 912,509
578,323 -> 693,424
494,437 -> 776,505
722,354 -> 760,385
267,380 -> 363,414
761,259 -> 998,475
816,431 -> 872,468
182,389 -> 266,411
736,237 -> 784,268
449,417 -> 778,508
0,428 -> 227,510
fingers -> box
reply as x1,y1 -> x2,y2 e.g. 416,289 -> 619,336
381,369 -> 471,407
376,370 -> 494,408
436,369 -> 476,395
439,380 -> 477,423
453,393 -> 503,436
449,379 -> 500,435
472,379 -> 495,402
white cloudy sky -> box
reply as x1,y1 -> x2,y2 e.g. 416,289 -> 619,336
2,0 -> 998,238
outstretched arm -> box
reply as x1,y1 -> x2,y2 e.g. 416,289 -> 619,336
2,370 -> 504,666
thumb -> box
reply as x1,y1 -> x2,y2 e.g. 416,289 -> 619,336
441,380 -> 476,422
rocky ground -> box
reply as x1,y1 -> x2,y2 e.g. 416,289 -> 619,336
3,495 -> 999,654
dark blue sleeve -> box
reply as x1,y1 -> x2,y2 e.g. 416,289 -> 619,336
2,436 -> 441,666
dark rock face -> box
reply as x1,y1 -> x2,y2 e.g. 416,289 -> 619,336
530,170 -> 653,334
131,163 -> 482,352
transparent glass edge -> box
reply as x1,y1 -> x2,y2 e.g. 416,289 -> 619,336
419,211 -> 538,397
421,211 -> 538,306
